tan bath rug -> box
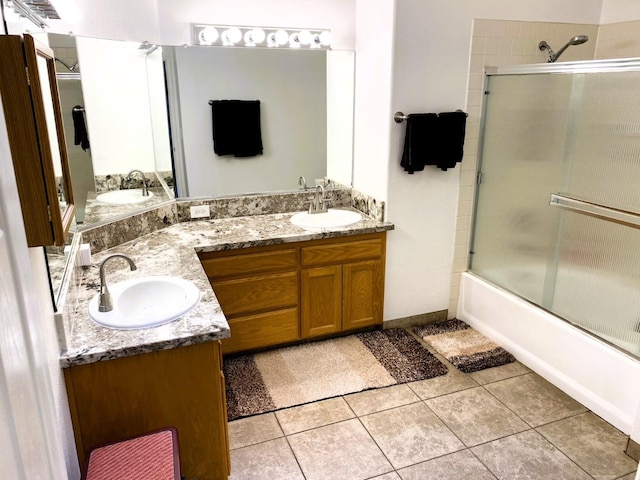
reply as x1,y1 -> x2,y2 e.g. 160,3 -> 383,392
413,319 -> 515,373
223,328 -> 448,421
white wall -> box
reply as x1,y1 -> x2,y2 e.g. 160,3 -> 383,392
600,0 -> 640,23
76,37 -> 157,176
175,47 -> 327,196
373,0 -> 603,322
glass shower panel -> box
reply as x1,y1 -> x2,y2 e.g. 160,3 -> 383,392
563,72 -> 640,214
471,74 -> 573,304
550,211 -> 640,356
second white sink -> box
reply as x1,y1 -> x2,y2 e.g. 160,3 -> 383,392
88,276 -> 201,330
290,209 -> 362,229
96,189 -> 154,205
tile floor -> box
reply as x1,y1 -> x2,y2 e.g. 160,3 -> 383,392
227,333 -> 639,480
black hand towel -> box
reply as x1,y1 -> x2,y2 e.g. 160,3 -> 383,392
435,111 -> 466,171
211,100 -> 263,157
72,105 -> 90,151
400,113 -> 439,174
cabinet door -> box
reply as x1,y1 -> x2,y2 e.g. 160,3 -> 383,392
343,260 -> 383,330
301,265 -> 342,338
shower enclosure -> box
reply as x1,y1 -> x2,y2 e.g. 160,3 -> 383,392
470,59 -> 640,358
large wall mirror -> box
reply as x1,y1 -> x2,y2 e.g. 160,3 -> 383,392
42,32 -> 355,307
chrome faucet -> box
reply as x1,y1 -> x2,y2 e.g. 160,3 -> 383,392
125,169 -> 149,196
98,254 -> 137,312
298,176 -> 307,190
308,185 -> 328,214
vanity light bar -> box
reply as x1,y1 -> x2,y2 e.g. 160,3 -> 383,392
191,24 -> 332,50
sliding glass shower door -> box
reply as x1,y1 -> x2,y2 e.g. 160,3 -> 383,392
471,62 -> 640,357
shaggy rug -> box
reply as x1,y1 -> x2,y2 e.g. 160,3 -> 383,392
223,328 -> 447,421
413,319 -> 515,373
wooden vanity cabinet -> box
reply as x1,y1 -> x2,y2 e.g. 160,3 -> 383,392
199,232 -> 386,354
64,341 -> 230,480
0,35 -> 75,247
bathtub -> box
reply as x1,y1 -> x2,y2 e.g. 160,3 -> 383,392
457,271 -> 640,439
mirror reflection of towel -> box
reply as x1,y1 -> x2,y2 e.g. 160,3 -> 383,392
400,111 -> 466,173
72,105 -> 90,151
211,100 -> 263,157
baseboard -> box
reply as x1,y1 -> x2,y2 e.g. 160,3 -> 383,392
384,309 -> 448,329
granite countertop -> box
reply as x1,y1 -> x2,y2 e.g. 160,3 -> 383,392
82,187 -> 172,225
60,208 -> 394,368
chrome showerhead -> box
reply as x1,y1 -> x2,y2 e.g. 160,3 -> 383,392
538,35 -> 589,63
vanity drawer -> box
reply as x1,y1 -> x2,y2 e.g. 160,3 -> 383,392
212,271 -> 298,318
222,308 -> 299,355
200,248 -> 298,279
301,238 -> 382,267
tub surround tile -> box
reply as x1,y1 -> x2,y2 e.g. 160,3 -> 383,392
485,373 -> 589,427
397,449 -> 497,480
287,418 -> 393,480
228,413 -> 283,450
229,437 -> 304,480
471,430 -> 592,480
425,386 -> 529,447
536,412 -> 638,479
360,402 -> 465,469
61,209 -> 393,367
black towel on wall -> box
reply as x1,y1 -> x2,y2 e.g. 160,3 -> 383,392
400,113 -> 438,174
400,111 -> 467,173
211,100 -> 263,157
72,105 -> 90,151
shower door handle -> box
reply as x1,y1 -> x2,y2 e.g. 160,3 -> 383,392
549,194 -> 640,229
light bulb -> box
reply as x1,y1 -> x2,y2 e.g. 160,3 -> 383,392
199,26 -> 219,44
319,31 -> 332,46
297,30 -> 312,45
267,32 -> 278,47
250,28 -> 265,44
289,32 -> 301,48
227,27 -> 242,44
274,29 -> 289,46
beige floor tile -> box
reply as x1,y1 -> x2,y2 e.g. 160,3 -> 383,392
537,412 -> 638,480
275,397 -> 355,435
370,473 -> 402,480
228,412 -> 283,450
616,472 -> 637,480
471,430 -> 591,480
344,384 -> 420,416
397,449 -> 497,480
468,360 -> 530,385
229,437 -> 304,480
407,366 -> 477,400
288,418 -> 393,480
360,402 -> 464,469
485,373 -> 588,427
426,386 -> 529,446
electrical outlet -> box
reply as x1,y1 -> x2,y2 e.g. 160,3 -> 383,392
190,205 -> 210,218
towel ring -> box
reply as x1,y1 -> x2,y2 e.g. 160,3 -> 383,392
394,110 -> 468,123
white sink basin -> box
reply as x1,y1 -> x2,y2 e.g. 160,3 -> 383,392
88,276 -> 201,330
96,189 -> 154,205
290,208 -> 362,229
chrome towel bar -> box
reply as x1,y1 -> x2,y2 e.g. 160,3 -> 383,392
549,193 -> 640,229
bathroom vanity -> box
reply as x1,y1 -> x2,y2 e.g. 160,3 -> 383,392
200,232 -> 386,354
59,205 -> 392,480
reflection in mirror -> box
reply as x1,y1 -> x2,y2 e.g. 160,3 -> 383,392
167,46 -> 354,197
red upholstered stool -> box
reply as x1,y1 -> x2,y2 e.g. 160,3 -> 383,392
81,428 -> 181,480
